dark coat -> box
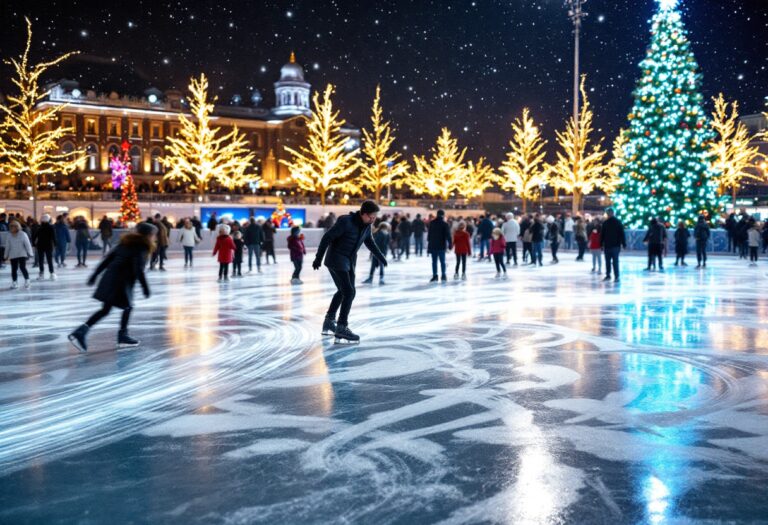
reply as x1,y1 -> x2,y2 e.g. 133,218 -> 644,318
398,219 -> 412,237
412,218 -> 425,236
477,218 -> 494,239
243,222 -> 265,245
262,221 -> 276,242
33,222 -> 56,250
54,222 -> 71,245
90,234 -> 150,309
316,212 -> 386,271
373,230 -> 390,256
600,216 -> 627,250
694,221 -> 711,242
530,221 -> 545,243
427,217 -> 453,252
233,238 -> 245,263
674,227 -> 690,252
644,223 -> 667,245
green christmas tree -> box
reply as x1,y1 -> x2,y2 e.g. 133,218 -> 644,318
611,0 -> 724,227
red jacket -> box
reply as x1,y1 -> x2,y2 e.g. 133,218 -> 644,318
588,231 -> 601,250
213,234 -> 236,263
453,230 -> 471,255
489,235 -> 506,255
287,235 -> 306,260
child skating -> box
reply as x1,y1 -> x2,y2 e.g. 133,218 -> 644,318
213,224 -> 235,281
452,221 -> 471,280
232,230 -> 245,277
3,220 -> 33,289
589,228 -> 602,274
288,226 -> 306,284
68,222 -> 157,352
489,227 -> 507,279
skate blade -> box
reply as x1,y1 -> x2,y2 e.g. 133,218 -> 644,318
334,338 -> 359,345
68,335 -> 87,353
117,342 -> 140,349
321,331 -> 335,336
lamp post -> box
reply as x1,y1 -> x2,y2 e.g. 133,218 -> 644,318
386,160 -> 393,203
565,0 -> 588,123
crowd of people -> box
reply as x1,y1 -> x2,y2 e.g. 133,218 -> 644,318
0,204 -> 766,349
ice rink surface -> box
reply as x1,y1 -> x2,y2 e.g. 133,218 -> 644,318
1,250 -> 767,524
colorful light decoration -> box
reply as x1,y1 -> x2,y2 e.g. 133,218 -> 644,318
611,0 -> 725,227
109,155 -> 129,189
270,200 -> 293,228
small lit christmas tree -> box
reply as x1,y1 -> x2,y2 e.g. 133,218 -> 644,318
611,0 -> 724,227
113,142 -> 140,224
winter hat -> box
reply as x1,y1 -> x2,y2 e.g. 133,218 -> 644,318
360,200 -> 380,215
136,222 -> 158,237
41,214 -> 51,223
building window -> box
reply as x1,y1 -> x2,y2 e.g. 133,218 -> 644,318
61,141 -> 75,156
170,125 -> 180,137
62,117 -> 74,130
129,146 -> 142,173
131,121 -> 141,138
107,144 -> 120,159
85,144 -> 98,172
85,119 -> 97,135
252,133 -> 262,148
151,124 -> 161,139
107,120 -> 120,137
151,148 -> 163,174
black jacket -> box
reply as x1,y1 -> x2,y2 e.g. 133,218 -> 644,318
674,227 -> 690,248
262,222 -> 276,242
398,219 -> 412,237
427,217 -> 452,252
600,216 -> 627,249
644,223 -> 667,245
243,222 -> 265,245
694,221 -> 710,242
530,221 -> 545,243
373,230 -> 390,256
412,219 -> 425,236
33,222 -> 56,250
90,234 -> 150,309
315,212 -> 386,271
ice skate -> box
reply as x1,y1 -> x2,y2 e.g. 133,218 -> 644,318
24,280 -> 30,289
362,276 -> 373,284
50,273 -> 57,281
379,278 -> 385,285
68,324 -> 89,352
429,276 -> 438,283
10,281 -> 18,290
322,318 -> 337,336
334,324 -> 360,345
37,273 -> 45,281
117,330 -> 140,348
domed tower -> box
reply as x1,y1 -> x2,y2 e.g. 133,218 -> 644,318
273,52 -> 311,116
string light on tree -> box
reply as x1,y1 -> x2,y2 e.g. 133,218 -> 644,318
458,157 -> 495,201
611,0 -> 724,227
161,73 -> 255,197
114,141 -> 140,223
407,127 -> 466,201
280,84 -> 361,205
495,108 -> 548,213
0,18 -> 83,219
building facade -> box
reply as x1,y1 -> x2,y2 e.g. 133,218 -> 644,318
8,54 -> 359,194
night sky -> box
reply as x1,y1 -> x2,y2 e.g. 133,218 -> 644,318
1,0 -> 766,164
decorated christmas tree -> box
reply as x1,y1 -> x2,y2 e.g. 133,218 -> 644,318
112,142 -> 140,224
611,0 -> 724,227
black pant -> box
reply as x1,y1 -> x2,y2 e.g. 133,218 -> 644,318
576,237 -> 587,260
493,253 -> 506,273
604,247 -> 621,279
696,240 -> 707,265
455,253 -> 467,275
327,268 -> 356,326
648,244 -> 663,269
675,248 -> 686,265
505,242 -> 517,265
750,246 -> 758,262
76,239 -> 88,265
369,258 -> 384,278
551,241 -> 559,262
414,235 -> 424,256
86,304 -> 131,331
522,242 -> 532,262
263,241 -> 276,263
292,259 -> 302,279
37,247 -> 54,274
233,259 -> 242,276
184,246 -> 194,265
219,263 -> 230,279
10,258 -> 29,281
151,246 -> 167,269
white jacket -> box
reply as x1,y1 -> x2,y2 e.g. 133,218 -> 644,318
501,219 -> 520,241
179,228 -> 201,247
748,228 -> 761,247
3,231 -> 33,260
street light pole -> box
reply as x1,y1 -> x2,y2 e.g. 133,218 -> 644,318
565,0 -> 587,124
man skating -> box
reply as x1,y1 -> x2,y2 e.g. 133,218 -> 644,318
313,200 -> 387,344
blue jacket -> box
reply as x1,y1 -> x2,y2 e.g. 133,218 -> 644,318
477,218 -> 494,239
54,222 -> 71,245
315,212 -> 386,271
